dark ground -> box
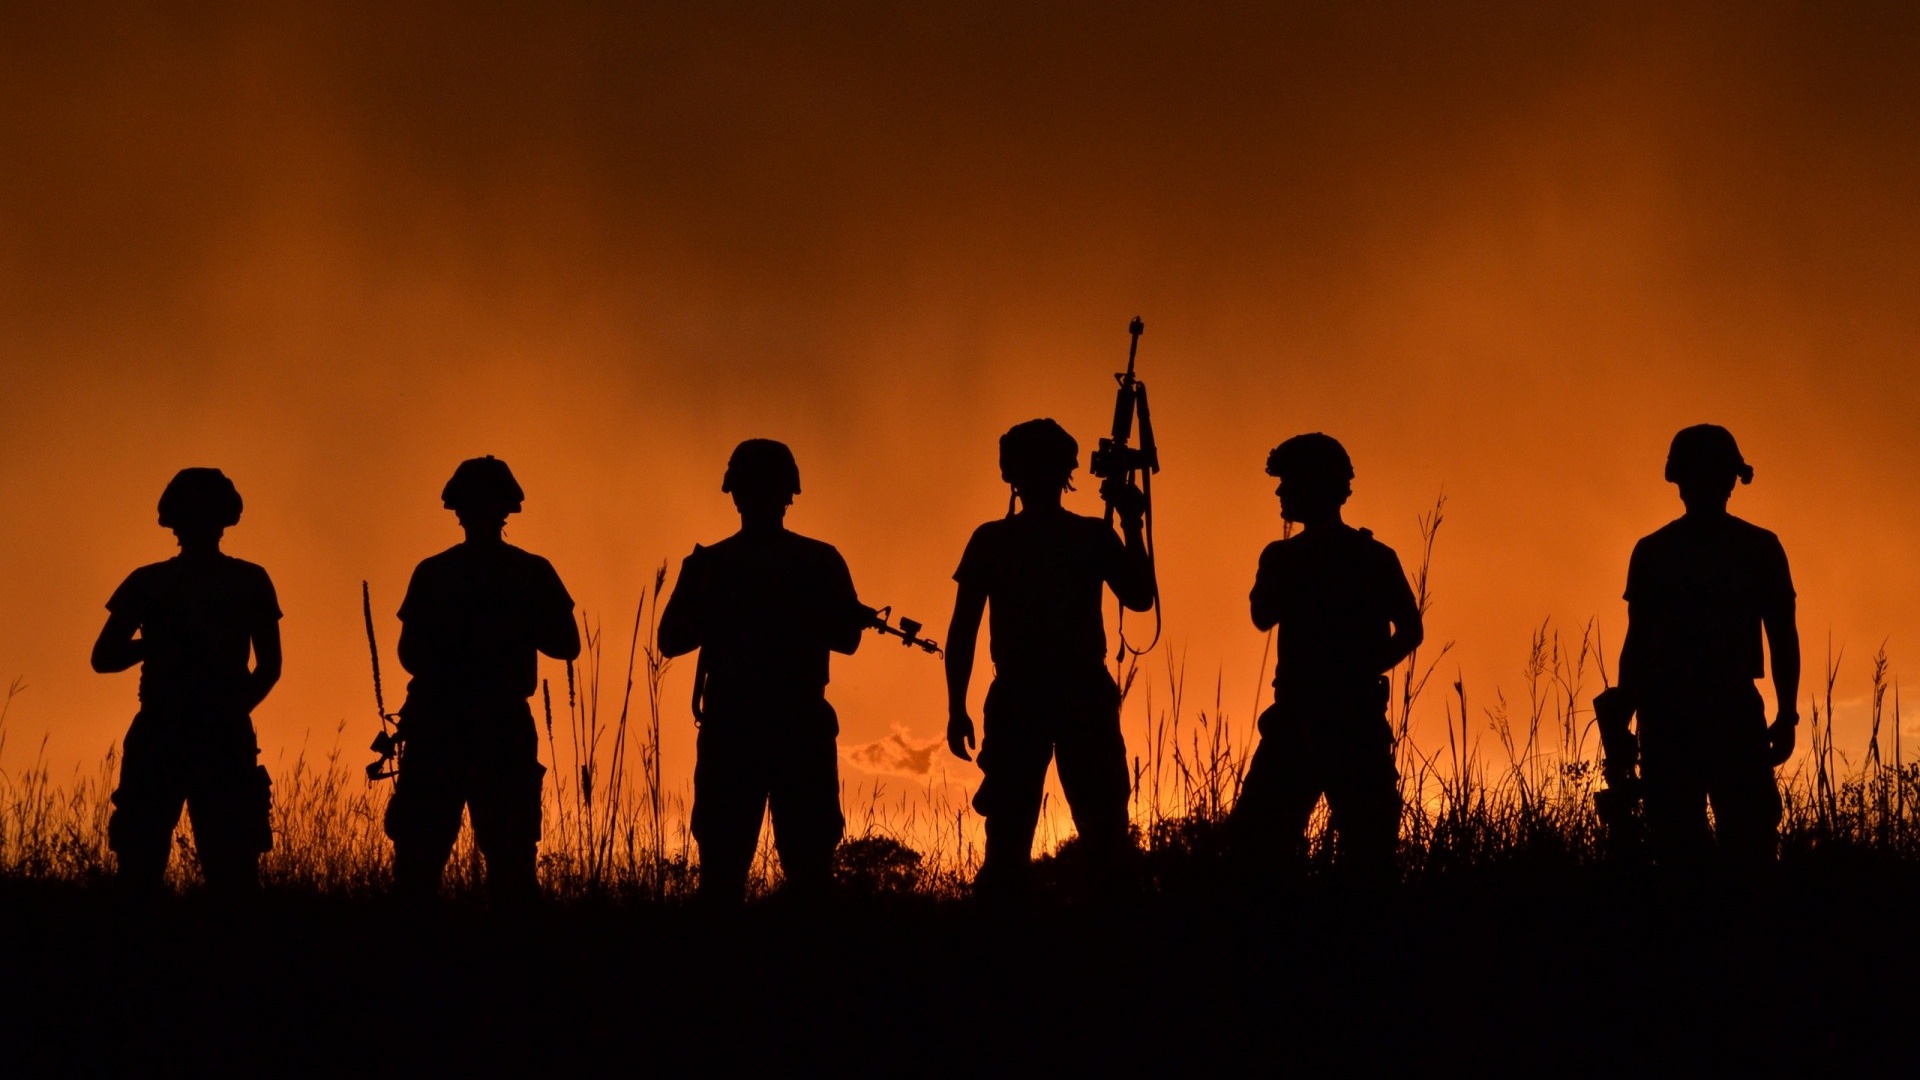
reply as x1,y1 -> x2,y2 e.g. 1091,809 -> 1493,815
2,858 -> 1915,1075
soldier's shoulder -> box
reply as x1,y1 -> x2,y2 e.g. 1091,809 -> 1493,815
1064,510 -> 1124,546
782,529 -> 841,555
127,558 -> 176,581
966,516 -> 1014,547
1348,525 -> 1396,554
1634,518 -> 1688,552
785,530 -> 852,573
502,541 -> 558,569
410,544 -> 465,574
220,554 -> 277,586
1724,514 -> 1782,544
114,559 -> 176,596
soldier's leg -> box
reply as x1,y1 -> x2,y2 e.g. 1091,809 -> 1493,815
767,700 -> 845,896
108,712 -> 189,892
973,680 -> 1054,896
384,730 -> 467,900
1227,705 -> 1324,874
692,720 -> 769,904
184,725 -> 272,894
1705,689 -> 1781,866
1638,708 -> 1716,870
1321,715 -> 1401,882
1051,673 -> 1132,877
468,714 -> 544,903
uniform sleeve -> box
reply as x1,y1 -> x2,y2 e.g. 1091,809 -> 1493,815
823,547 -> 863,636
953,524 -> 995,589
1250,543 -> 1282,606
254,566 -> 284,622
1761,532 -> 1796,605
1094,519 -> 1131,589
105,569 -> 145,618
1379,545 -> 1417,615
1250,542 -> 1284,626
1622,539 -> 1647,603
397,562 -> 430,624
537,556 -> 575,617
828,549 -> 859,609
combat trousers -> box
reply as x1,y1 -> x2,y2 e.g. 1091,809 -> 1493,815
971,666 -> 1131,894
109,707 -> 271,892
1230,685 -> 1400,881
384,702 -> 545,901
1638,683 -> 1781,868
691,694 -> 844,903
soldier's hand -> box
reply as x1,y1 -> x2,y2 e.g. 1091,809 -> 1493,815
1102,478 -> 1148,528
1767,710 -> 1799,766
947,710 -> 976,762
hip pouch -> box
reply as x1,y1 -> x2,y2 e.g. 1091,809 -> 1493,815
247,763 -> 274,854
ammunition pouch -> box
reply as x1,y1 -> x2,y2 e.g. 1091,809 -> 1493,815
245,763 -> 274,854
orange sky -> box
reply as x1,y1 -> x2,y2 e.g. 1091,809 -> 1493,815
4,3 -> 1918,808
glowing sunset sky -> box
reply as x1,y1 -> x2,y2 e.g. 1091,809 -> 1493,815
3,3 -> 1917,804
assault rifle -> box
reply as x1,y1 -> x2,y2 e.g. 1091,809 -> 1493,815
863,604 -> 942,656
1090,316 -> 1162,658
362,581 -> 404,782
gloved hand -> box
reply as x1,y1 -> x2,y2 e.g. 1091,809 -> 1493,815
1767,710 -> 1798,766
1102,478 -> 1148,528
1593,686 -> 1639,786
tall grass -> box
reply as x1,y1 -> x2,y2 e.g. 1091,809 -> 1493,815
4,533 -> 1918,898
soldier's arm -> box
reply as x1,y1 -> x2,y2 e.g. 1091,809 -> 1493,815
1113,515 -> 1155,613
395,564 -> 432,676
1100,492 -> 1154,612
655,548 -> 706,659
827,555 -> 864,656
539,603 -> 582,663
1616,604 -> 1644,696
1765,599 -> 1801,721
1374,551 -> 1424,674
1250,545 -> 1281,631
944,581 -> 987,761
1377,584 -> 1424,675
1614,542 -> 1649,700
537,565 -> 582,662
246,617 -> 283,712
90,610 -> 144,674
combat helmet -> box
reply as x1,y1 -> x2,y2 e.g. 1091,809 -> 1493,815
1266,433 -> 1355,489
723,439 -> 802,499
157,467 -> 244,531
442,456 -> 525,515
999,419 -> 1079,488
1664,424 -> 1753,485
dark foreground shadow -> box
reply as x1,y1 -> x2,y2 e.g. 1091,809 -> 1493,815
2,857 -> 1916,1074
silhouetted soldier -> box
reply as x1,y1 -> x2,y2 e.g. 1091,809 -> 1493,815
944,419 -> 1154,897
657,440 -> 867,904
1228,435 -> 1422,882
1611,425 -> 1799,866
92,468 -> 281,893
386,456 -> 580,902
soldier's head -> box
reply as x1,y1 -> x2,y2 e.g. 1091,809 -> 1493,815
999,419 -> 1078,501
723,439 -> 801,521
442,456 -> 524,532
1664,424 -> 1751,511
1265,433 -> 1354,525
158,468 -> 243,544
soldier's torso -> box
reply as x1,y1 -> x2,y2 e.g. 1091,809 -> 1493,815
692,530 -> 852,699
111,555 -> 277,713
400,542 -> 567,708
